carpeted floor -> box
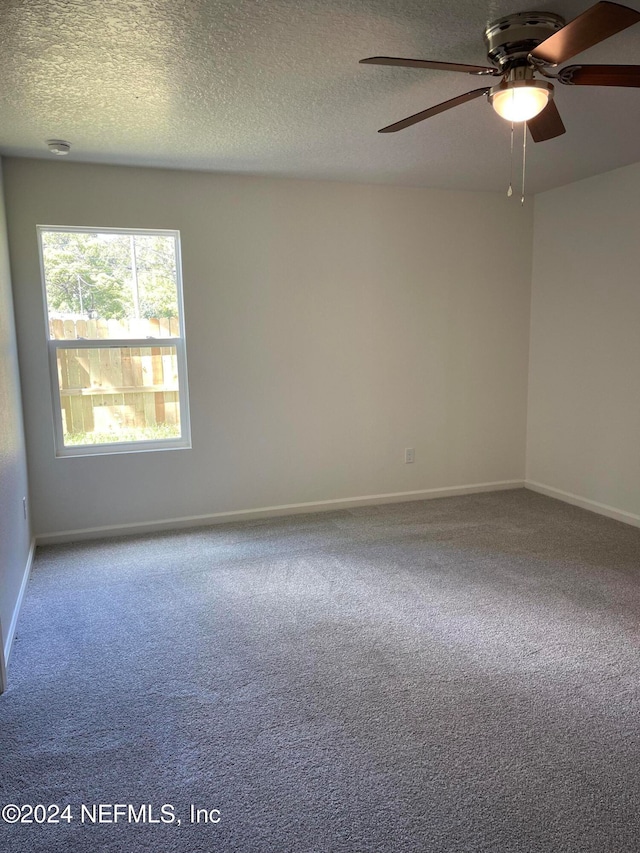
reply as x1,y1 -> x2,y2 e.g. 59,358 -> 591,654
2,488 -> 640,852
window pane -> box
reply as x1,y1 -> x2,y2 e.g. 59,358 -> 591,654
56,346 -> 181,446
41,231 -> 180,340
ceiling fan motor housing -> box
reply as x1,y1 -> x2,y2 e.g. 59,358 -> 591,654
485,12 -> 565,69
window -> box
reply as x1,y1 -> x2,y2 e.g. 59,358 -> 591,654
38,227 -> 191,456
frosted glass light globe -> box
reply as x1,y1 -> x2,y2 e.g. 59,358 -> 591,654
491,82 -> 552,123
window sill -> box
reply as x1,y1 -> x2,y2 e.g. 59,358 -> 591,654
54,438 -> 192,459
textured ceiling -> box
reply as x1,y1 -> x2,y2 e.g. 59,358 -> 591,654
1,0 -> 639,193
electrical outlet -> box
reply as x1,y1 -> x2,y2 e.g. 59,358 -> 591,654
405,448 -> 415,464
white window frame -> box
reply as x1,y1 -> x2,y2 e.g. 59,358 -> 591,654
37,225 -> 192,458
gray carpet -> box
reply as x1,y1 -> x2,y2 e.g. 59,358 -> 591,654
2,488 -> 640,852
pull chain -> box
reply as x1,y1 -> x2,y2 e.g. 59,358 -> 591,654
521,121 -> 527,206
507,121 -> 514,198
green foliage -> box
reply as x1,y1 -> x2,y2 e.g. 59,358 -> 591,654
64,423 -> 181,446
41,231 -> 179,321
132,235 -> 179,319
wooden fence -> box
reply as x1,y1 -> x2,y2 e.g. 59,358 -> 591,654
50,317 -> 181,440
50,316 -> 180,341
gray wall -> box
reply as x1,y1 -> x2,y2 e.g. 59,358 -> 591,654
0,161 -> 32,679
527,161 -> 640,526
4,158 -> 532,539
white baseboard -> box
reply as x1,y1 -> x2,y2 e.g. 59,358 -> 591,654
525,481 -> 640,529
36,479 -> 524,545
4,538 -> 36,667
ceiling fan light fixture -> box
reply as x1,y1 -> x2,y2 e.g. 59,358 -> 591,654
490,80 -> 554,123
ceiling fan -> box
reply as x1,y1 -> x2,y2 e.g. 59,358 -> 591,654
360,1 -> 640,141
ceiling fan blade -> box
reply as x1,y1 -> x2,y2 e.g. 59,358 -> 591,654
527,100 -> 566,142
530,2 -> 640,66
558,63 -> 640,86
378,87 -> 491,133
360,56 -> 500,76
